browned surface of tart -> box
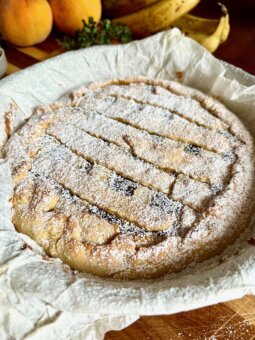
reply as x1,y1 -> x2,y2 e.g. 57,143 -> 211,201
4,77 -> 255,279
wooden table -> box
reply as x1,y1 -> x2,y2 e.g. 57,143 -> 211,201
2,1 -> 255,339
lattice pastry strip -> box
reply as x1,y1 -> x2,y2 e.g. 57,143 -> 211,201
52,107 -> 232,185
31,140 -> 182,231
97,82 -> 229,130
47,122 -> 225,211
172,174 -> 220,211
46,121 -> 176,194
124,133 -> 232,185
78,93 -> 233,153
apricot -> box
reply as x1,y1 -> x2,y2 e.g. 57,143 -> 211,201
0,0 -> 53,47
49,0 -> 102,36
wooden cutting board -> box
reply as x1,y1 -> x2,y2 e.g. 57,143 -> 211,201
105,295 -> 255,339
2,1 -> 255,338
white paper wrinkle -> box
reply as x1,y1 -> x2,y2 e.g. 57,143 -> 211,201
0,28 -> 255,339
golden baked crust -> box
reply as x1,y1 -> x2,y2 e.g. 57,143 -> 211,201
4,77 -> 255,279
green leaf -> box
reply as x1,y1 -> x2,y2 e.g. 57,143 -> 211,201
58,17 -> 132,51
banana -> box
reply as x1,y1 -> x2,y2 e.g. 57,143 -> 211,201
103,0 -> 159,18
112,0 -> 201,38
172,4 -> 230,52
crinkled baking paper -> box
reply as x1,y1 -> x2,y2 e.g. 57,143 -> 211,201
0,29 -> 255,339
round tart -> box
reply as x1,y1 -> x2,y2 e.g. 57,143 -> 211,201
5,77 -> 255,279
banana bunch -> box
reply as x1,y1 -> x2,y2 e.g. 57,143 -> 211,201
111,0 -> 201,37
103,0 -> 230,52
103,0 -> 159,18
172,4 -> 230,52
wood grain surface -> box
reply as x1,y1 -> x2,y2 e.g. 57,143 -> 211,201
1,0 -> 255,339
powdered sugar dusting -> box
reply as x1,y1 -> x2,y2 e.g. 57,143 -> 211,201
97,82 -> 229,130
5,77 -> 255,280
77,92 -> 233,153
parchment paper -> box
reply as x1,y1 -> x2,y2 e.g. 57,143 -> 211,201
0,28 -> 255,339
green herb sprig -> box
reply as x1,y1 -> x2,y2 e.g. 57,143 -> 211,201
58,17 -> 132,50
